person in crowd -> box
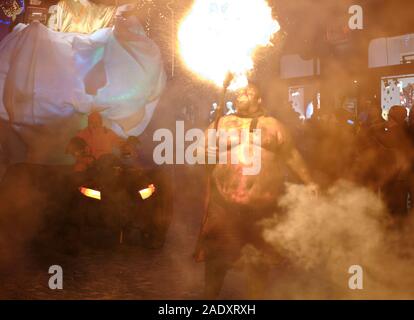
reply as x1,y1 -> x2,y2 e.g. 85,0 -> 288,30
352,102 -> 386,191
302,107 -> 356,189
407,106 -> 414,139
368,105 -> 414,216
65,136 -> 95,172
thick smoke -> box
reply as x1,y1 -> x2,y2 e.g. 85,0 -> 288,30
261,181 -> 414,299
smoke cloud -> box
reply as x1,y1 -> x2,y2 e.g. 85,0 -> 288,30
261,181 -> 414,299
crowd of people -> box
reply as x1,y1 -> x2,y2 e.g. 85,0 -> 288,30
283,99 -> 414,217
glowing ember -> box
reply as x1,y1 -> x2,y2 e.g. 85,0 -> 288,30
79,187 -> 101,200
139,184 -> 156,200
178,0 -> 280,90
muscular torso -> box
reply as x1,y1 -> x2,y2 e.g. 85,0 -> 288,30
210,115 -> 290,207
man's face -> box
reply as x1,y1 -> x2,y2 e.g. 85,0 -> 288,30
235,86 -> 259,112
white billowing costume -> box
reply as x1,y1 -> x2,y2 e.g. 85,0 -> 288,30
0,1 -> 166,163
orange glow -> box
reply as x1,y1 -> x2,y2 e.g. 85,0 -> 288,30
237,144 -> 253,165
79,187 -> 101,200
178,0 -> 280,90
139,184 -> 156,200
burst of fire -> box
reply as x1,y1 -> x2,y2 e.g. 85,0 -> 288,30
178,0 -> 280,90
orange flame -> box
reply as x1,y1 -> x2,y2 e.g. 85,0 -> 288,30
178,0 -> 280,90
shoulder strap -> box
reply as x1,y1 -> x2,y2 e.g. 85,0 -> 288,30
250,117 -> 259,132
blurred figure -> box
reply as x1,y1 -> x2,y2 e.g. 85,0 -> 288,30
387,105 -> 407,129
302,107 -> 356,189
209,103 -> 219,123
75,111 -> 124,161
352,102 -> 386,191
66,136 -> 94,172
357,96 -> 375,130
281,101 -> 304,143
407,107 -> 414,139
0,121 -> 27,180
370,106 -> 413,216
120,136 -> 146,169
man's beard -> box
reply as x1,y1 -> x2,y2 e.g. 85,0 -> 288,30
236,103 -> 264,118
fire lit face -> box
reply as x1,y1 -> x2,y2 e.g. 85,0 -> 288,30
235,86 -> 260,112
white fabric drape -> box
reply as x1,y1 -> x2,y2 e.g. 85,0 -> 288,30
0,18 -> 166,134
0,10 -> 166,163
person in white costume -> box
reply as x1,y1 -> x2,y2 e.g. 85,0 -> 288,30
0,2 -> 166,164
